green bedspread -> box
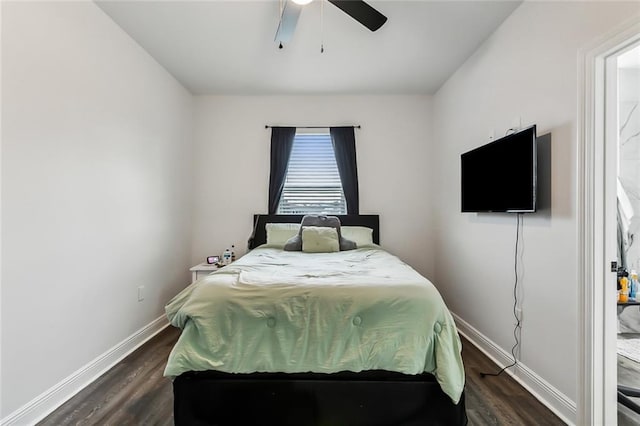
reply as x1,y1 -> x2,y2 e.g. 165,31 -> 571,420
164,246 -> 465,404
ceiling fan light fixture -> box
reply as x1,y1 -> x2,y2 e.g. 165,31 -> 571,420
275,0 -> 387,46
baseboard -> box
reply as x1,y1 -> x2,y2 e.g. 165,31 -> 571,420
452,312 -> 576,425
1,315 -> 169,426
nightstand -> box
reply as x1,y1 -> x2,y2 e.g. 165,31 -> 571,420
189,262 -> 220,283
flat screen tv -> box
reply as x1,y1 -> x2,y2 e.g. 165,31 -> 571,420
461,125 -> 537,213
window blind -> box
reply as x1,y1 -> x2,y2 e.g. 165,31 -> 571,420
277,133 -> 347,215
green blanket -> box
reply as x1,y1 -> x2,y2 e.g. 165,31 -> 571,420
165,247 -> 465,404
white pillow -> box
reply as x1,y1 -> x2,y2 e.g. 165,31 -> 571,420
340,226 -> 374,247
265,223 -> 300,247
301,226 -> 340,253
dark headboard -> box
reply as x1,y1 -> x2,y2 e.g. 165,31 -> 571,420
248,214 -> 380,249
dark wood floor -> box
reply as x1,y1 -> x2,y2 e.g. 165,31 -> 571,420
460,339 -> 564,426
40,327 -> 564,425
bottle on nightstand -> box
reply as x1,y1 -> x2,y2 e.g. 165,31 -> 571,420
630,270 -> 638,301
222,248 -> 232,265
231,245 -> 236,262
619,271 -> 630,303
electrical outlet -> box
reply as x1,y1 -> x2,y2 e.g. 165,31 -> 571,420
138,286 -> 145,302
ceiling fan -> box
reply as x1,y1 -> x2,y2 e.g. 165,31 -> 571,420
275,0 -> 387,46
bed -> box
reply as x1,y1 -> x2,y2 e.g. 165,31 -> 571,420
167,214 -> 467,425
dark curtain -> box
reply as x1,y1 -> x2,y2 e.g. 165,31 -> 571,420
268,127 -> 296,214
330,127 -> 359,215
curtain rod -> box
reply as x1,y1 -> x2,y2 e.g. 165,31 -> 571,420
264,125 -> 361,129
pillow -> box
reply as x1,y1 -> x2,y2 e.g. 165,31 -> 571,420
265,223 -> 300,247
301,226 -> 340,253
283,215 -> 357,251
341,226 -> 375,247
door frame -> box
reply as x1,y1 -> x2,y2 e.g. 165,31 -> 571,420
578,17 -> 640,426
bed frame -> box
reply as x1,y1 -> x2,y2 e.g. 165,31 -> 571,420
248,214 -> 381,249
173,214 -> 467,425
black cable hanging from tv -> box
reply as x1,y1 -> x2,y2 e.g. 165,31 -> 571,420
480,213 -> 523,378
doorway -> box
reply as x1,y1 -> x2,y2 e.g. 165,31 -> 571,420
578,18 -> 640,426
615,43 -> 640,426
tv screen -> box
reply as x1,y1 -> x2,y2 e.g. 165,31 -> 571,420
461,125 -> 537,213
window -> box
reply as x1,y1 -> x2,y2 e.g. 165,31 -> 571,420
277,132 -> 347,215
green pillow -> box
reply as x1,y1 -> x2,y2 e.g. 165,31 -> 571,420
301,226 -> 340,253
265,223 -> 300,247
341,226 -> 374,247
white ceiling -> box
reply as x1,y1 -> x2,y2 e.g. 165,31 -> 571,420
96,0 -> 522,95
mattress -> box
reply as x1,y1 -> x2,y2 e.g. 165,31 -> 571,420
164,246 -> 465,404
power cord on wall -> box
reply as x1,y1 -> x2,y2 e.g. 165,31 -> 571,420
480,213 -> 523,378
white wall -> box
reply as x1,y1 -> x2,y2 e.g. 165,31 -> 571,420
191,96 -> 435,277
432,1 -> 640,419
1,1 -> 194,417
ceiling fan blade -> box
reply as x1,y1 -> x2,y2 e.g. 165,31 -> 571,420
275,1 -> 303,44
327,0 -> 387,32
